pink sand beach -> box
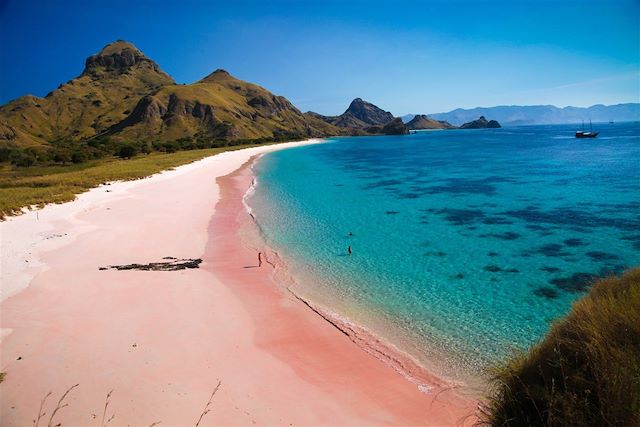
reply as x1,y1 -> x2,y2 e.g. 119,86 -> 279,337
0,140 -> 477,426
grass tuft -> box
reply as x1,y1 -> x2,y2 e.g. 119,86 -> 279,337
195,380 -> 221,427
479,268 -> 640,426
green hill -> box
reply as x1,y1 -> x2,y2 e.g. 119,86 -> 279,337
109,69 -> 337,142
0,40 -> 339,152
0,41 -> 174,147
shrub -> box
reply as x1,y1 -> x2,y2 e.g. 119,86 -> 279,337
71,152 -> 87,164
116,143 -> 138,159
480,268 -> 640,426
12,151 -> 36,167
52,149 -> 72,165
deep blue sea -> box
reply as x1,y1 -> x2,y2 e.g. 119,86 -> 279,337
249,123 -> 640,381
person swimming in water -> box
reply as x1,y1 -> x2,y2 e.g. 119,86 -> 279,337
348,245 -> 352,255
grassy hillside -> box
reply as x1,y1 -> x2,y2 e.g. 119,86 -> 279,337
480,268 -> 640,426
0,143 -> 267,218
111,69 -> 338,142
0,41 -> 174,147
0,40 -> 338,155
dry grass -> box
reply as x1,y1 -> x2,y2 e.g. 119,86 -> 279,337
32,384 -> 79,427
27,385 -> 221,426
479,268 -> 640,426
0,144 -> 262,218
101,389 -> 115,427
195,381 -> 222,427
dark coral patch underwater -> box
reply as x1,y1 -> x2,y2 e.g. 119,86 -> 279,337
549,272 -> 596,293
479,231 -> 521,240
484,265 -> 519,273
533,287 -> 559,299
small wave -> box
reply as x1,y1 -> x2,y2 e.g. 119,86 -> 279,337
242,154 -> 265,216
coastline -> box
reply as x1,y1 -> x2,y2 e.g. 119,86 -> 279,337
0,139 -> 476,425
242,156 -> 475,391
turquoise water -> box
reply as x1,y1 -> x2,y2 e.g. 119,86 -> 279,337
249,123 -> 640,380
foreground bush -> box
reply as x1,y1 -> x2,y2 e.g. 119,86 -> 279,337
481,268 -> 640,426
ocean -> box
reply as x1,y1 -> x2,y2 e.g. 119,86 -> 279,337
248,122 -> 640,382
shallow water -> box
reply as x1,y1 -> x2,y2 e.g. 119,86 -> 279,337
249,123 -> 640,381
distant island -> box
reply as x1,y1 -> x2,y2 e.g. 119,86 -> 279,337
403,103 -> 640,127
307,98 -> 409,135
460,116 -> 501,129
405,114 -> 454,130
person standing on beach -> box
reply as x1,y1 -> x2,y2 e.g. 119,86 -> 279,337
258,251 -> 263,267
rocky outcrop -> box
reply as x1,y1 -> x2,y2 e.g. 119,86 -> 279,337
165,94 -> 217,125
82,40 -> 173,82
405,114 -> 454,130
128,95 -> 167,122
460,116 -> 501,129
366,118 -> 408,135
338,98 -> 394,127
310,98 -> 395,131
380,118 -> 409,135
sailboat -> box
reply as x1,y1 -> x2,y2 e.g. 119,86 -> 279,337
576,120 -> 599,138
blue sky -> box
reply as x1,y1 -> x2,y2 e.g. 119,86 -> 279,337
0,0 -> 638,115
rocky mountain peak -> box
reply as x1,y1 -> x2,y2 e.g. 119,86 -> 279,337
343,98 -> 394,126
200,69 -> 235,83
82,40 -> 164,77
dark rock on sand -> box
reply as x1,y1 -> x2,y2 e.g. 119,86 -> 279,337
101,258 -> 202,271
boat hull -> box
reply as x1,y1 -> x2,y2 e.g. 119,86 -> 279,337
576,131 -> 599,138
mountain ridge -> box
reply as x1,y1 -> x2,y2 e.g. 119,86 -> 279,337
426,103 -> 639,126
0,40 -> 340,150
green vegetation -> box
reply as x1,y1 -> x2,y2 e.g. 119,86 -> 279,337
480,268 -> 640,426
0,142 -> 269,217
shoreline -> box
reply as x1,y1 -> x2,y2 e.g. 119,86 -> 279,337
1,139 -> 477,425
206,154 -> 478,424
242,156 -> 471,392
